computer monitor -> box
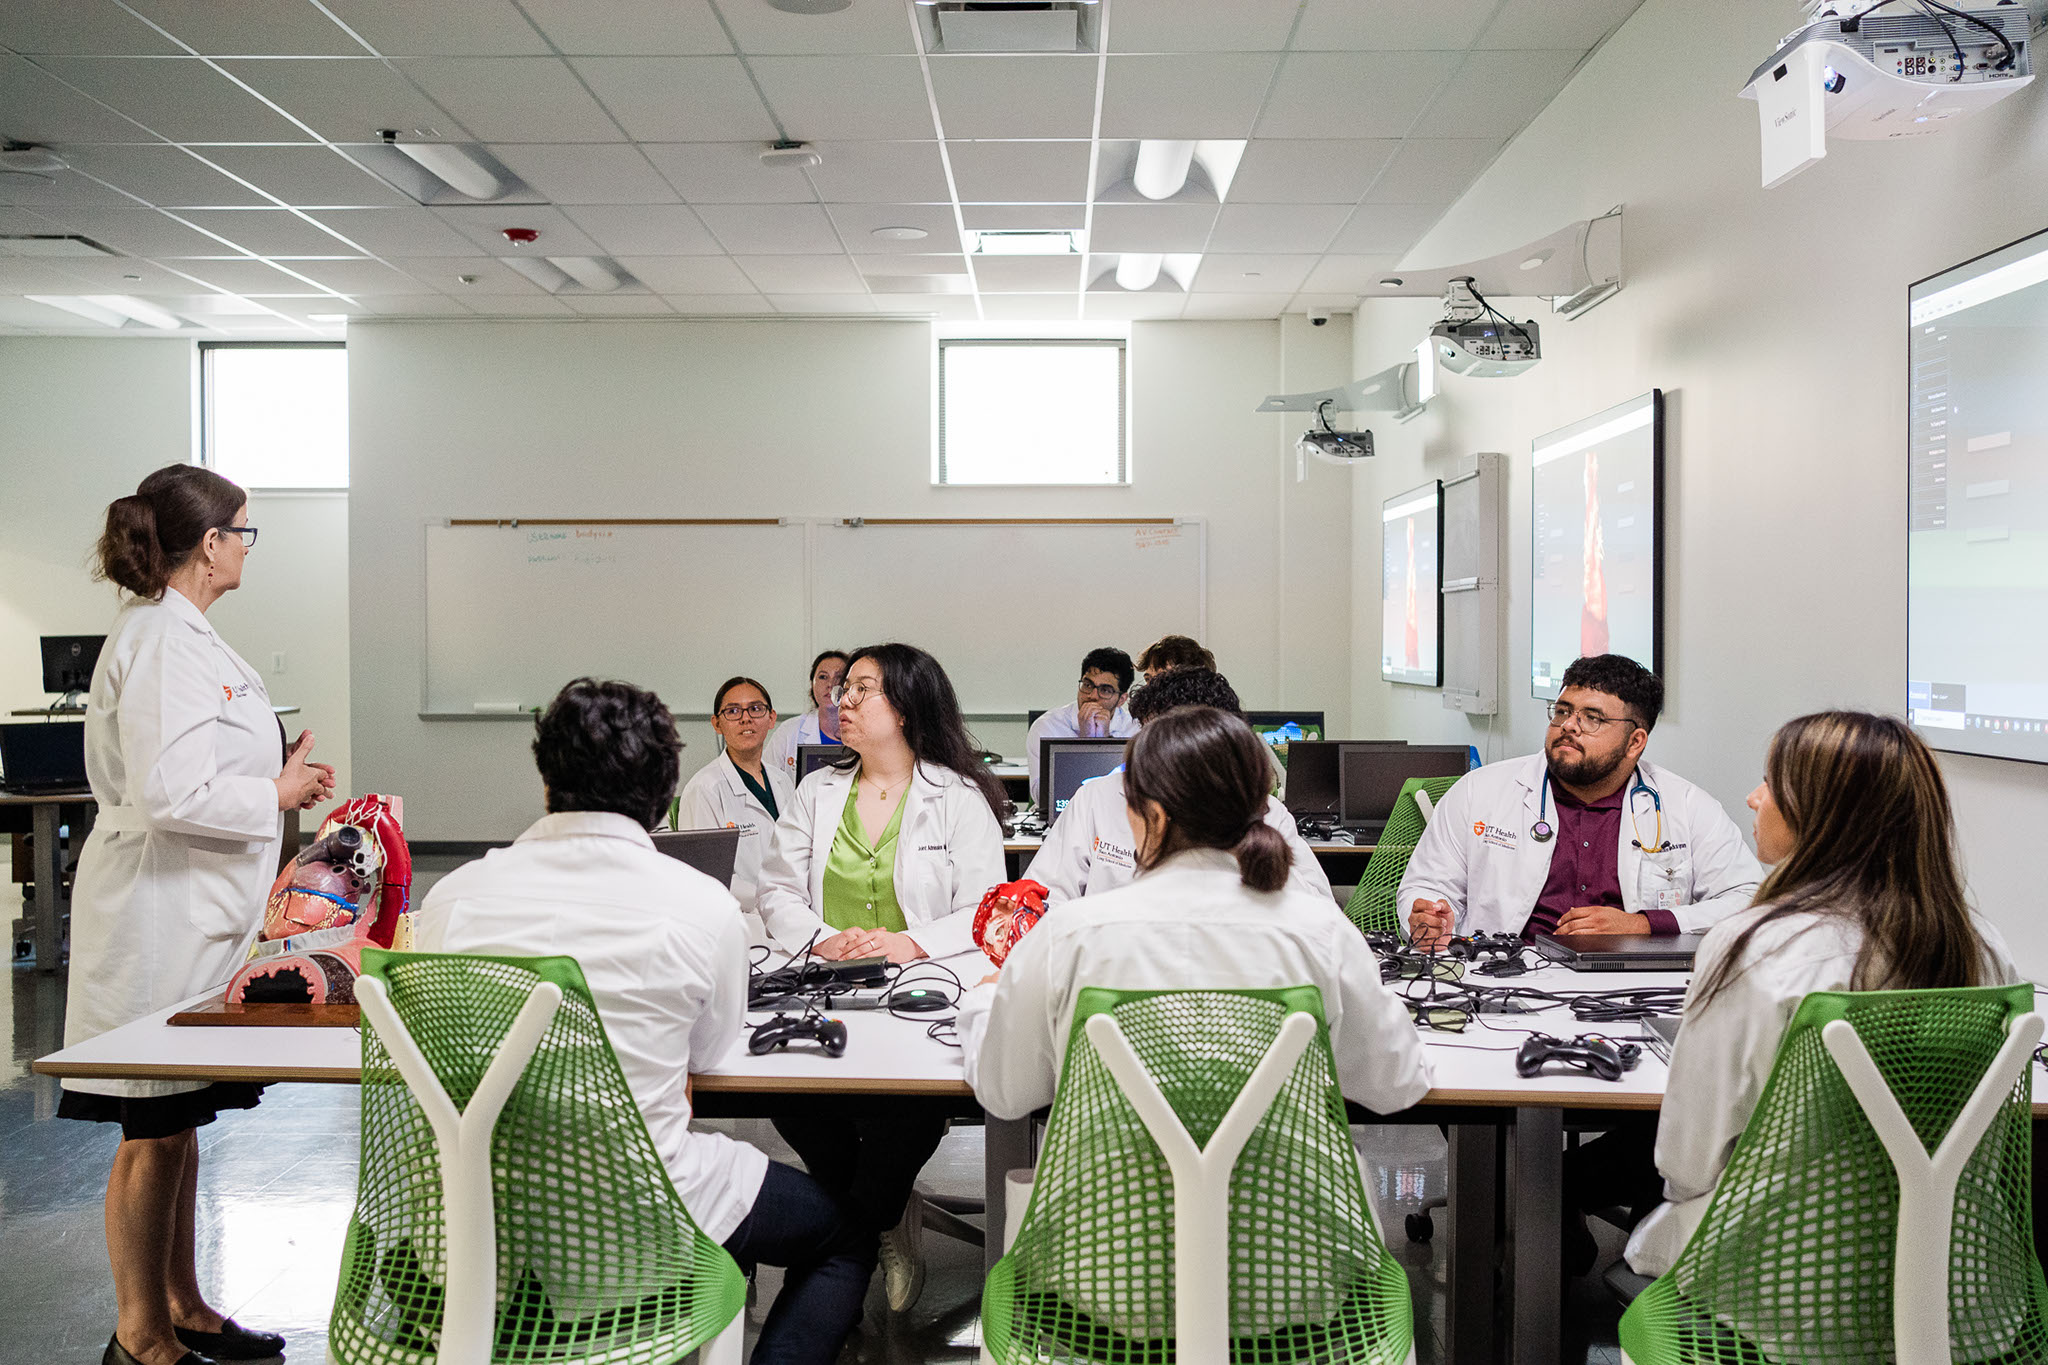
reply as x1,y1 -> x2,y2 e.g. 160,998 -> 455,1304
1040,737 -> 1127,823
0,721 -> 88,794
650,828 -> 743,888
796,743 -> 848,783
41,635 -> 104,696
1282,740 -> 1407,818
1338,744 -> 1470,832
1242,711 -> 1325,771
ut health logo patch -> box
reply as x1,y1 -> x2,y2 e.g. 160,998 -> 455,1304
1472,821 -> 1485,837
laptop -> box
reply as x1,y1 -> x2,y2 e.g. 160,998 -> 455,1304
650,828 -> 743,888
1532,932 -> 1705,972
1337,743 -> 1470,836
1643,1013 -> 1682,1063
795,743 -> 848,783
0,721 -> 89,795
1040,737 -> 1127,823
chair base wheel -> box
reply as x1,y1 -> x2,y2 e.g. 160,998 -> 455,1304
1405,1211 -> 1434,1242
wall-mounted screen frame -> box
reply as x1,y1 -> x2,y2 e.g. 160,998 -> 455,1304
1381,479 -> 1444,687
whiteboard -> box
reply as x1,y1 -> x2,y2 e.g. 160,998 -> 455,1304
423,522 -> 810,715
812,521 -> 1205,712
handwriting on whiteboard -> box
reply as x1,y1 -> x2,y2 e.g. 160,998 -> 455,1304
526,527 -> 619,565
1134,525 -> 1181,551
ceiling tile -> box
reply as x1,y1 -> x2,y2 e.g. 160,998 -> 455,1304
305,207 -> 483,256
804,141 -> 950,203
825,203 -> 962,252
0,3 -> 184,55
1106,0 -> 1300,54
641,143 -> 818,204
1478,0 -> 1644,51
176,208 -> 363,254
0,259 -> 111,293
50,207 -> 242,255
1413,50 -> 1585,139
519,0 -> 731,56
50,144 -> 268,206
220,58 -> 450,144
32,256 -> 209,293
465,295 -> 576,315
1191,253 -> 1316,293
959,203 -> 1085,230
1256,52 -> 1462,140
1,164 -> 166,210
1227,139 -> 1397,204
615,256 -> 756,292
192,144 -> 414,206
875,294 -> 978,317
177,257 -> 334,293
1087,203 -> 1218,252
719,1 -> 915,55
1362,138 -> 1503,204
928,55 -> 1097,140
855,253 -> 968,276
431,205 -> 603,255
1292,0 -> 1500,51
359,293 -> 475,315
1300,254 -> 1406,292
561,293 -> 675,314
1205,203 -> 1346,253
661,293 -> 771,313
946,140 -> 1090,203
738,255 -> 865,292
0,57 -> 150,143
395,256 -> 549,292
749,56 -> 937,140
979,294 -> 1078,320
560,205 -> 720,255
34,57 -> 311,141
124,0 -> 365,56
1327,203 -> 1446,254
324,0 -> 550,56
488,143 -> 679,205
768,293 -> 876,313
570,57 -> 776,142
696,203 -> 842,254
1180,293 -> 1292,318
971,256 -> 1081,292
1083,292 -> 1188,320
406,58 -> 620,142
1100,54 -> 1279,140
273,257 -> 424,294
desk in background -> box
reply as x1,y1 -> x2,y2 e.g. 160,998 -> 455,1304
2,789 -> 94,974
1003,833 -> 1374,883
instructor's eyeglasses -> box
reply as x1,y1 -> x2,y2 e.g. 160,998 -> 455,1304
215,525 -> 259,547
1543,702 -> 1639,736
830,680 -> 882,709
716,702 -> 771,721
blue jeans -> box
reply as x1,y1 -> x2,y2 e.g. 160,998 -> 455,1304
723,1160 -> 876,1365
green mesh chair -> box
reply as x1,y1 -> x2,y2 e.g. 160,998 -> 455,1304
1342,774 -> 1462,938
981,987 -> 1413,1365
334,949 -> 747,1365
1620,985 -> 2048,1365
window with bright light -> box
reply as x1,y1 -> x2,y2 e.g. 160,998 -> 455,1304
937,339 -> 1127,485
202,344 -> 348,489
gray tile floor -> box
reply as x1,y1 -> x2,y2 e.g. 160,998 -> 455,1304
3,865 -> 1633,1363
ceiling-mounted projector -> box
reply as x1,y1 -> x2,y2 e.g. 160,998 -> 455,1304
1297,401 -> 1374,464
1431,278 -> 1541,378
1740,2 -> 2033,188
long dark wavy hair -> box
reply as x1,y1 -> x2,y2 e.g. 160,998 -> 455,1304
838,642 -> 1007,822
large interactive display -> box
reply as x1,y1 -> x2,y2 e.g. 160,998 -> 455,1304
1907,228 -> 2048,764
1381,481 -> 1443,687
1530,390 -> 1663,699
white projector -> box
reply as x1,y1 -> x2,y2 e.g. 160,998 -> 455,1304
1430,317 -> 1542,378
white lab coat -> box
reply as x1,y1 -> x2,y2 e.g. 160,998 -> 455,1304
674,749 -> 796,925
1396,753 -> 1761,938
1024,700 -> 1140,793
756,759 -> 1007,958
1624,903 -> 2021,1276
1023,770 -> 1335,907
763,711 -> 835,782
63,588 -> 284,1098
960,847 -> 1433,1121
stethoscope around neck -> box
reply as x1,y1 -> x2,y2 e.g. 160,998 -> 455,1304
1532,768 -> 1667,853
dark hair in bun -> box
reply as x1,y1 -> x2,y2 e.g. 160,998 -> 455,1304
1122,706 -> 1292,893
94,464 -> 246,600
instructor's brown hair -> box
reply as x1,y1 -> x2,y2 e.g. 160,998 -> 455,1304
95,464 -> 246,601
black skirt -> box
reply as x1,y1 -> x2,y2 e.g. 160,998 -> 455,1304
58,1082 -> 265,1141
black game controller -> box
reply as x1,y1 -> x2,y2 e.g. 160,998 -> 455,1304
748,1013 -> 848,1058
1515,1032 -> 1641,1082
1445,932 -> 1522,961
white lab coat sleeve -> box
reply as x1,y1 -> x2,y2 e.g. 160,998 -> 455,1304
1672,791 -> 1764,933
1267,799 -> 1334,904
756,781 -> 828,952
762,716 -> 801,780
124,631 -> 279,842
962,926 -> 1063,1120
1023,712 -> 1052,794
676,768 -> 722,832
1023,806 -> 1090,907
1395,775 -> 1474,931
1328,923 -> 1434,1113
903,787 -> 1008,960
688,909 -> 751,1074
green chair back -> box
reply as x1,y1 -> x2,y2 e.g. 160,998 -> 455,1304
331,949 -> 746,1365
1343,774 -> 1463,937
1619,984 -> 2048,1365
981,986 -> 1412,1365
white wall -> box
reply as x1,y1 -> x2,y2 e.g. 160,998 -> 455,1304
1347,0 -> 2048,975
348,316 -> 1356,841
0,337 -> 353,799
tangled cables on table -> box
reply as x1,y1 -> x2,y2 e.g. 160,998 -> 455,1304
746,936 -> 970,1048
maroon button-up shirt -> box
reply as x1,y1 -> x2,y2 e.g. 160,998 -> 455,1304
1523,779 -> 1681,939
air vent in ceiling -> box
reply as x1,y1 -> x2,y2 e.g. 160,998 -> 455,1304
919,2 -> 1100,54
0,233 -> 119,258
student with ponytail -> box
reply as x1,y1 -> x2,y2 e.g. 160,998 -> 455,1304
960,705 -> 1432,1126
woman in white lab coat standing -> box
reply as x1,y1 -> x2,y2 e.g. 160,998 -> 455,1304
60,465 -> 336,1365
761,649 -> 848,782
674,675 -> 795,934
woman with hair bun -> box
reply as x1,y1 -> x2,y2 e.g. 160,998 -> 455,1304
63,464 -> 335,1365
960,705 -> 1432,1130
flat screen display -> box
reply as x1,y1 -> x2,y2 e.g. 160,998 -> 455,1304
1530,390 -> 1663,699
1042,738 -> 1126,821
796,744 -> 846,782
1908,228 -> 2048,763
1381,481 -> 1443,687
1243,711 -> 1325,772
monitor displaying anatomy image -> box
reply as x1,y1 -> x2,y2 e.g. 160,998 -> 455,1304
1381,480 -> 1443,687
1907,227 -> 2048,764
1530,390 -> 1663,699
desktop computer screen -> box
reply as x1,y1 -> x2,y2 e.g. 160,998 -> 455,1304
1337,745 -> 1470,831
1530,390 -> 1663,699
1242,711 -> 1325,771
0,721 -> 88,793
1283,740 -> 1406,818
796,743 -> 847,782
1381,481 -> 1443,686
1907,227 -> 2048,763
1041,738 -> 1127,822
41,635 -> 104,695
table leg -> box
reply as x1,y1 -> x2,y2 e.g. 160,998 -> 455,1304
1444,1121 -> 1501,1365
1511,1106 -> 1564,1365
983,1112 -> 1034,1274
31,802 -> 62,974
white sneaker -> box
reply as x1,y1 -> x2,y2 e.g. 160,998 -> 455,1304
879,1191 -> 927,1312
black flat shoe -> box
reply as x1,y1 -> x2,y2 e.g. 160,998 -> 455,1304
174,1319 -> 284,1361
103,1333 -> 217,1365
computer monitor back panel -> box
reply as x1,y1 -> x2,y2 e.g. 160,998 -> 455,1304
1338,744 -> 1469,829
796,743 -> 848,782
1282,740 -> 1406,816
1040,738 -> 1127,822
650,828 -> 743,888
0,721 -> 88,792
41,635 -> 104,695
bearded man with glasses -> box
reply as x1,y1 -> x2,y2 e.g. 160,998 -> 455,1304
1401,654 -> 1760,951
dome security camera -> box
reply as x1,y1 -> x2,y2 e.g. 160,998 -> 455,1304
1308,310 -> 1330,327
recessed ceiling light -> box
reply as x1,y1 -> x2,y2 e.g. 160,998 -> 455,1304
122,273 -> 141,281
1378,277 -> 1404,288
966,229 -> 1082,256
872,226 -> 930,241
766,0 -> 851,11
1520,251 -> 1553,270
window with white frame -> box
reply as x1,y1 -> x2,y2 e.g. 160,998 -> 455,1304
936,338 -> 1127,485
202,343 -> 348,489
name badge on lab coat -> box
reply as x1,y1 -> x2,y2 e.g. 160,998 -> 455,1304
1637,847 -> 1691,911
